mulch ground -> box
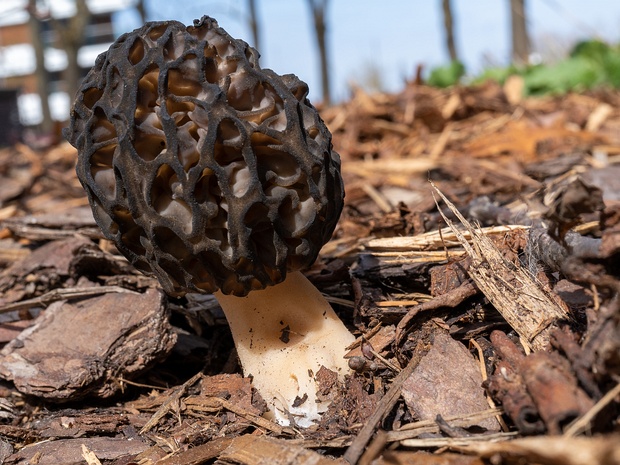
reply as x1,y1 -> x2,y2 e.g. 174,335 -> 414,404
0,78 -> 618,465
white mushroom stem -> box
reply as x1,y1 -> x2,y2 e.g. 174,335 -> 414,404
214,271 -> 355,427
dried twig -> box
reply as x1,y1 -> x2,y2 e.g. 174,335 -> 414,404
395,280 -> 477,343
185,396 -> 289,436
0,285 -> 139,314
430,181 -> 571,351
140,372 -> 203,434
563,381 -> 620,437
343,347 -> 423,464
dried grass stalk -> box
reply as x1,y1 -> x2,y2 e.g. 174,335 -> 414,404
431,182 -> 571,351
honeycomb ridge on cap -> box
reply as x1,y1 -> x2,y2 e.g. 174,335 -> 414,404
65,16 -> 344,297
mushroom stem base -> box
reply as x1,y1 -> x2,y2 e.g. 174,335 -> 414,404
214,271 -> 355,427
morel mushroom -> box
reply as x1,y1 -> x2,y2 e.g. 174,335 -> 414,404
64,16 -> 354,427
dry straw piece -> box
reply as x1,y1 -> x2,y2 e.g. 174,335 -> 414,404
430,181 -> 571,352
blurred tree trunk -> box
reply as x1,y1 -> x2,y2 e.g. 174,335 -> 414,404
52,0 -> 91,101
247,0 -> 260,51
306,0 -> 331,105
510,0 -> 529,65
441,0 -> 459,62
27,0 -> 54,135
136,0 -> 147,24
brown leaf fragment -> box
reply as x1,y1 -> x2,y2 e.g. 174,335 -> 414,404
464,120 -> 601,161
402,331 -> 500,432
5,437 -> 149,465
0,288 -> 176,400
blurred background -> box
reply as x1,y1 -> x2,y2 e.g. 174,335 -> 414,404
0,0 -> 619,147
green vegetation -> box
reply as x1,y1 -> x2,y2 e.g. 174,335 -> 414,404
428,40 -> 620,95
427,61 -> 466,88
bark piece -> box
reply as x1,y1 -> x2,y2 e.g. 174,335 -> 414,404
521,352 -> 595,434
485,330 -> 544,435
542,177 -> 604,241
583,299 -> 620,381
430,257 -> 470,296
459,434 -> 620,465
0,288 -> 176,400
0,320 -> 31,343
1,206 -> 101,240
402,331 -> 500,432
5,437 -> 149,465
487,330 -> 596,435
0,437 -> 12,464
346,325 -> 395,359
485,360 -> 544,435
3,206 -> 96,231
200,373 -> 262,416
218,434 -> 348,465
583,166 -> 620,203
600,204 -> 620,259
0,177 -> 24,205
35,411 -> 131,438
375,451 -> 485,465
0,235 -> 94,304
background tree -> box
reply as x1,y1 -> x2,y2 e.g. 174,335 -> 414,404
247,0 -> 260,51
51,0 -> 91,102
510,0 -> 530,65
441,0 -> 459,62
136,0 -> 147,24
306,0 -> 331,105
27,0 -> 53,136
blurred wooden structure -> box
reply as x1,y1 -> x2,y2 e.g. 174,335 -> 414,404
0,0 -> 137,131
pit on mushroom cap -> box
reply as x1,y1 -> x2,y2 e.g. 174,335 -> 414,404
65,15 -> 353,427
